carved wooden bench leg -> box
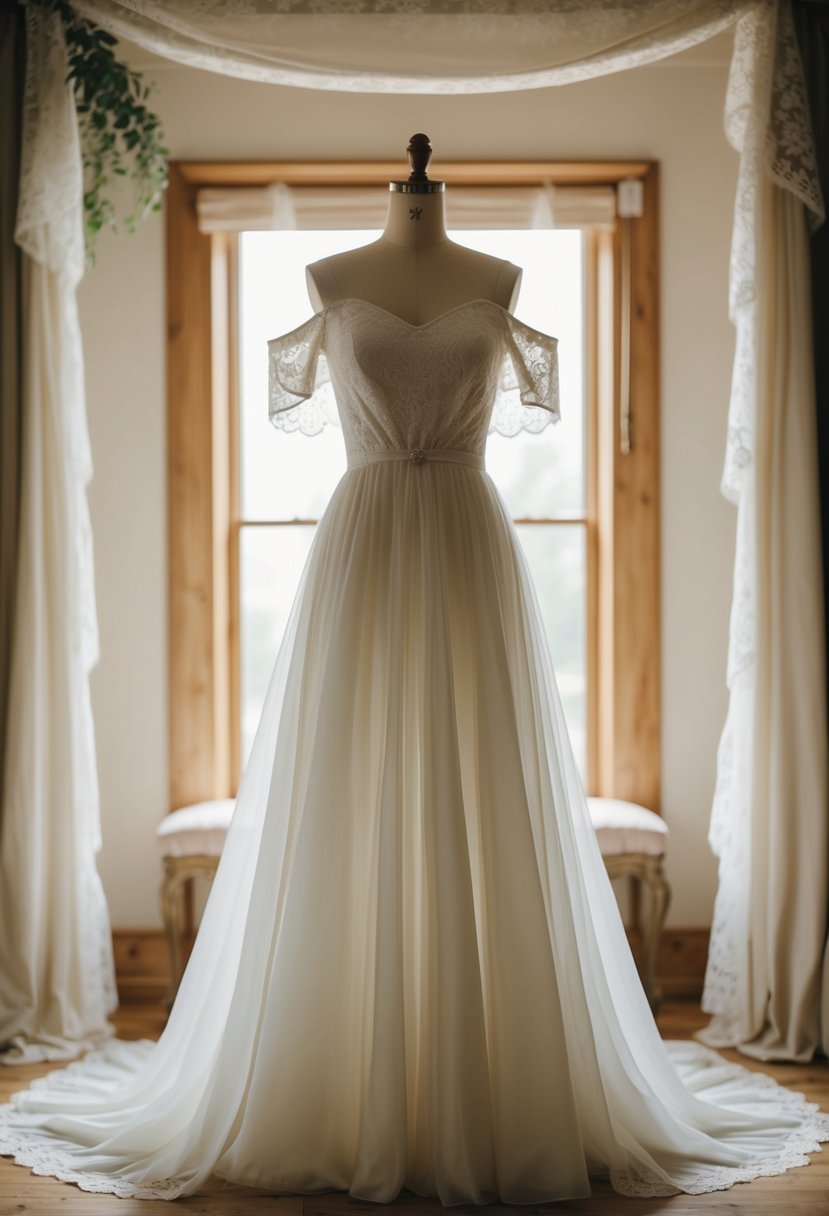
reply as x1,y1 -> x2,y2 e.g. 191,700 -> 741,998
160,858 -> 187,1009
160,855 -> 220,1008
603,852 -> 671,1013
641,854 -> 671,1013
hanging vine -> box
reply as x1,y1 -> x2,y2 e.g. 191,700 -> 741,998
46,0 -> 169,263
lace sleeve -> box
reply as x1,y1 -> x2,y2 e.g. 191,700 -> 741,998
267,312 -> 339,435
489,311 -> 560,437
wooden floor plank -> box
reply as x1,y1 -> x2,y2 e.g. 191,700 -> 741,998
0,1000 -> 826,1214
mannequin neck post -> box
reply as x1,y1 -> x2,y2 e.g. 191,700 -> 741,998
381,188 -> 449,249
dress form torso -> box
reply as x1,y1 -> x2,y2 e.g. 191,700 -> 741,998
306,189 -> 521,326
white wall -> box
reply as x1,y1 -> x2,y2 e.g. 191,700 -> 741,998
80,35 -> 738,928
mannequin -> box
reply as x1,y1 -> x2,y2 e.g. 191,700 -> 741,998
306,133 -> 521,325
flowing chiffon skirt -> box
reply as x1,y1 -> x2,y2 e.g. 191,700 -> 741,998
1,458 -> 827,1202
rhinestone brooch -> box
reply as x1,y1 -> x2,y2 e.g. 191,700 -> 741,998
409,446 -> 427,465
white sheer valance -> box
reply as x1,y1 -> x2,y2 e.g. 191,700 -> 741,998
195,183 -> 617,233
64,1 -> 789,115
66,3 -> 823,217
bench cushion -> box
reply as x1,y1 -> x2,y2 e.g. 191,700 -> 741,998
587,796 -> 668,857
157,799 -> 234,859
157,795 -> 667,861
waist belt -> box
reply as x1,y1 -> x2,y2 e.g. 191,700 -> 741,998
347,446 -> 485,471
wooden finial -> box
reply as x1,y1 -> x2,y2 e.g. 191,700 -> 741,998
407,133 -> 432,184
389,132 -> 442,194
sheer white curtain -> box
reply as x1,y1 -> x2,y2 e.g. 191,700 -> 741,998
695,1 -> 828,1059
0,6 -> 116,1063
699,176 -> 828,1060
7,0 -> 826,1060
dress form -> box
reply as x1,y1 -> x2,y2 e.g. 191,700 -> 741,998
306,134 -> 521,326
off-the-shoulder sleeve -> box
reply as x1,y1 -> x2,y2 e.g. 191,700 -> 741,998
490,311 -> 560,437
267,312 -> 339,435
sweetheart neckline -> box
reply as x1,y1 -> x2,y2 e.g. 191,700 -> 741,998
322,296 -> 508,331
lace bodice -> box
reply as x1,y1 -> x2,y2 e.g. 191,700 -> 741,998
267,297 -> 559,455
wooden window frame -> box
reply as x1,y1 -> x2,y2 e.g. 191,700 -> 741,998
167,158 -> 660,815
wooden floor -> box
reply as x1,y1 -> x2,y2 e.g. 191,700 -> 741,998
1,1000 -> 827,1215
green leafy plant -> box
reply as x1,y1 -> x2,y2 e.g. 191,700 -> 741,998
48,0 -> 169,263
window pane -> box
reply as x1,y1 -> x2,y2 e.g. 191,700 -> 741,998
238,231 -> 377,521
453,229 -> 584,519
239,228 -> 584,521
240,521 -> 586,780
239,523 -> 316,764
515,523 -> 586,776
236,224 -> 588,783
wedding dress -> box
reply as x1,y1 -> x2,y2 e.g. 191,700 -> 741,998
1,296 -> 828,1204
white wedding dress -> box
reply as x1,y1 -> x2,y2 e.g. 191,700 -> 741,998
1,297 -> 828,1203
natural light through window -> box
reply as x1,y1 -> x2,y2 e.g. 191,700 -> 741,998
238,227 -> 586,774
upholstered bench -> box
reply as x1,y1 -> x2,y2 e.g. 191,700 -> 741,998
157,799 -> 235,1006
586,796 -> 671,1010
158,795 -> 670,1009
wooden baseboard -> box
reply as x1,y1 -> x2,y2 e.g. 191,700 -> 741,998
113,925 -> 711,1006
628,925 -> 711,998
112,929 -> 188,1004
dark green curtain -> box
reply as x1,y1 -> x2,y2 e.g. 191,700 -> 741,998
0,1 -> 26,826
793,1 -> 829,718
793,0 -> 829,1053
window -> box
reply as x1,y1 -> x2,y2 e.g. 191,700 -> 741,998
166,160 -> 660,817
236,225 -> 587,773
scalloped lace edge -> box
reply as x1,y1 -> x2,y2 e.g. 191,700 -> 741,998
1,1062 -> 828,1201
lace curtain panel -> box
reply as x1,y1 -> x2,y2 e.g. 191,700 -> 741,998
8,0 -> 826,1058
1,6 -> 117,1063
698,176 -> 828,1060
